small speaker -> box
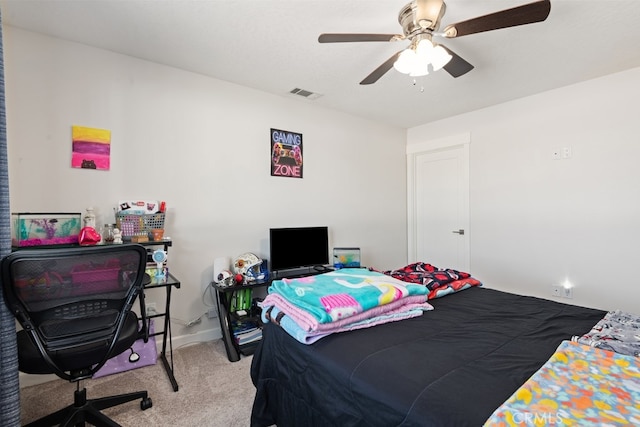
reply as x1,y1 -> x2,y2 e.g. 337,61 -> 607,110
213,257 -> 230,283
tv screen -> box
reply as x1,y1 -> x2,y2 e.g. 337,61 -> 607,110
269,226 -> 329,272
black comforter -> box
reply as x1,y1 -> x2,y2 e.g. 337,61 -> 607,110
250,287 -> 606,427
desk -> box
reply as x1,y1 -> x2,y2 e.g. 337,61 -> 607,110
140,272 -> 181,392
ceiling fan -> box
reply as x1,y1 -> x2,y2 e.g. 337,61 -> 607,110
318,0 -> 551,85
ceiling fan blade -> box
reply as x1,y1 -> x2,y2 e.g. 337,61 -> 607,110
442,0 -> 550,38
441,46 -> 474,78
360,50 -> 403,85
318,33 -> 402,43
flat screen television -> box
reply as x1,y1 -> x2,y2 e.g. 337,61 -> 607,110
269,226 -> 329,272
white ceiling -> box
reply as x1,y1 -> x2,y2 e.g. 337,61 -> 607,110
2,0 -> 640,129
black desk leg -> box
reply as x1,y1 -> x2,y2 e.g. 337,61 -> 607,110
160,284 -> 179,391
138,288 -> 155,343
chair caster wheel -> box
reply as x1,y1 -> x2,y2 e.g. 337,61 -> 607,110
141,397 -> 153,410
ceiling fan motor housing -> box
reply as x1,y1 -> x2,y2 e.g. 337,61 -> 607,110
399,0 -> 446,36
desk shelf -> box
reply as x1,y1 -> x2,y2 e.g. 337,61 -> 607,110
212,279 -> 271,362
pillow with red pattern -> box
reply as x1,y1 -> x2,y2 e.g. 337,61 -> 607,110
383,262 -> 482,299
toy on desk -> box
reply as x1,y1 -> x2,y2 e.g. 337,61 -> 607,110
216,269 -> 233,287
83,207 -> 96,229
151,249 -> 168,278
112,228 -> 123,244
78,227 -> 101,246
233,252 -> 266,282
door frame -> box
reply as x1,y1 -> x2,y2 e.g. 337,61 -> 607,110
406,132 -> 470,270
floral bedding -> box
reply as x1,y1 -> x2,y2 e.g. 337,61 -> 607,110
484,340 -> 640,426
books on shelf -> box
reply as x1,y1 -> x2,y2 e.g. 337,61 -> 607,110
232,319 -> 262,345
234,328 -> 262,345
231,319 -> 257,332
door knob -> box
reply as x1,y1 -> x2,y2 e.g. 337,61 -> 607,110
452,229 -> 465,235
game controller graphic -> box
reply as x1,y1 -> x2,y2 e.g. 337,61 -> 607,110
272,142 -> 302,166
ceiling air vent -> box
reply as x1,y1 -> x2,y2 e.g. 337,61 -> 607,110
289,88 -> 322,100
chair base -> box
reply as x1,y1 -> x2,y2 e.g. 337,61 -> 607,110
25,386 -> 152,427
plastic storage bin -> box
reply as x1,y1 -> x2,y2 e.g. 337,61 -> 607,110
115,212 -> 165,241
12,212 -> 82,247
71,259 -> 122,294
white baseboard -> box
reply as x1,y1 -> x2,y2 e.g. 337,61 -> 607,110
19,326 -> 223,389
171,326 -> 222,350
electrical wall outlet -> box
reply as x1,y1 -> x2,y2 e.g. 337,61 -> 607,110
551,147 -> 572,160
206,308 -> 218,319
551,285 -> 573,299
563,287 -> 573,299
145,302 -> 157,316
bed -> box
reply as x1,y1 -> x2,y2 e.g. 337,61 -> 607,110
250,283 -> 608,426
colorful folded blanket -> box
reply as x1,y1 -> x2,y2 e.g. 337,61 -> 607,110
572,309 -> 640,357
484,340 -> 640,426
267,268 -> 429,324
261,293 -> 429,333
262,302 -> 432,344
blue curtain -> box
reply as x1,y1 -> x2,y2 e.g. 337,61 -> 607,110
0,7 -> 22,427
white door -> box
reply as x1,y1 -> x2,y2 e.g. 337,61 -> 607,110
407,140 -> 469,271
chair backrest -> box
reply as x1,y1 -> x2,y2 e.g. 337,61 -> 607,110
1,244 -> 147,381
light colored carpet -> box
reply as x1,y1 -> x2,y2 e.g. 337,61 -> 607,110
20,339 -> 256,426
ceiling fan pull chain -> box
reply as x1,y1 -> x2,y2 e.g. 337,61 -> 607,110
410,78 -> 425,92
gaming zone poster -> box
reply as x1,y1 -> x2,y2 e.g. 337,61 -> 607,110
271,128 -> 303,178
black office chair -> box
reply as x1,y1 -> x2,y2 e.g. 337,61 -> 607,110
1,244 -> 153,427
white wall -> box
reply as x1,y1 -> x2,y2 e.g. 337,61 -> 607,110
408,67 -> 640,314
3,26 -> 408,345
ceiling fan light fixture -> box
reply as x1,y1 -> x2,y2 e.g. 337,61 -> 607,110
393,48 -> 417,74
409,62 -> 429,77
430,45 -> 453,71
394,38 -> 450,76
415,38 -> 434,59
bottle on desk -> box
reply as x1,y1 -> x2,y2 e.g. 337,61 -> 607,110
83,207 -> 96,229
102,224 -> 115,244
